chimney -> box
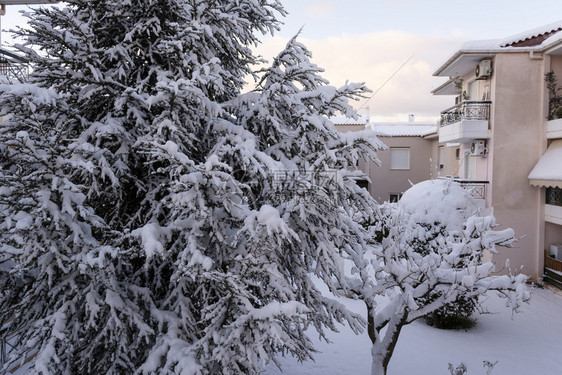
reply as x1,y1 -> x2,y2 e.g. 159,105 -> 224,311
409,114 -> 415,122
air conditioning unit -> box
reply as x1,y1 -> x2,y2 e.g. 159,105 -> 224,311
470,140 -> 487,156
550,244 -> 562,259
475,59 -> 493,78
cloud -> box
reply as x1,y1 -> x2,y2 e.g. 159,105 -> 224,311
252,30 -> 463,122
304,1 -> 335,19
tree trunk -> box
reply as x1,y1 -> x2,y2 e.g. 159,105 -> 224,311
369,305 -> 408,375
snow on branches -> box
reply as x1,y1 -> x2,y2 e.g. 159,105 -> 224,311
347,179 -> 530,375
0,1 -> 385,374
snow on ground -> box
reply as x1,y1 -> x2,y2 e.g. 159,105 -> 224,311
6,286 -> 562,374
263,285 -> 562,375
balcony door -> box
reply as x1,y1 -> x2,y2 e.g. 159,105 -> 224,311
468,80 -> 478,101
464,153 -> 477,179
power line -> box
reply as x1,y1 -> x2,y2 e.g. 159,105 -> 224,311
356,52 -> 416,114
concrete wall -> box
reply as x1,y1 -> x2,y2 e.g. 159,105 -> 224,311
368,136 -> 433,202
489,52 -> 546,279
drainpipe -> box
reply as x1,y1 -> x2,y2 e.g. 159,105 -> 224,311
530,51 -> 543,60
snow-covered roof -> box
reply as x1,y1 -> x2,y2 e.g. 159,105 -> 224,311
330,115 -> 368,126
369,123 -> 437,137
528,139 -> 562,188
499,20 -> 562,47
434,20 -> 562,77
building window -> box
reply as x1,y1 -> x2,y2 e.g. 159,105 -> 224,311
390,147 -> 410,170
455,148 -> 460,160
546,187 -> 562,206
389,193 -> 403,203
356,179 -> 369,191
438,146 -> 445,170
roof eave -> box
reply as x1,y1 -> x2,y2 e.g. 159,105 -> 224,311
544,39 -> 562,55
433,50 -> 498,77
431,78 -> 461,96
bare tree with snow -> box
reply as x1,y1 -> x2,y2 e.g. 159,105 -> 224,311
347,180 -> 530,375
0,1 -> 385,374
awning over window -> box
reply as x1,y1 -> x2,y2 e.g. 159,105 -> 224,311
528,139 -> 562,188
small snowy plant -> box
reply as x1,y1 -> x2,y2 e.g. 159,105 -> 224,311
448,360 -> 498,375
347,180 -> 530,375
0,0 -> 386,374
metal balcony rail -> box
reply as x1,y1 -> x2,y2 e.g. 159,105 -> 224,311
440,100 -> 492,127
546,187 -> 562,206
439,177 -> 489,200
548,97 -> 562,120
0,48 -> 29,82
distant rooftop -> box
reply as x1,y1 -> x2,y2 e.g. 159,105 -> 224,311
330,115 -> 368,126
332,114 -> 437,137
369,123 -> 437,137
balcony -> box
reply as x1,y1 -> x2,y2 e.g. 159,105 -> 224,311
439,178 -> 488,209
0,48 -> 29,82
547,98 -> 562,139
544,250 -> 562,289
438,101 -> 491,143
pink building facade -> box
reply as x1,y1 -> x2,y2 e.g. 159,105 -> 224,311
432,21 -> 562,284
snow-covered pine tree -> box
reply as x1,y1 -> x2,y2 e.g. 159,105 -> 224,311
0,1 -> 385,374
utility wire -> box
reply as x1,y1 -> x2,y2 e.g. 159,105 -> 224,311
357,52 -> 416,114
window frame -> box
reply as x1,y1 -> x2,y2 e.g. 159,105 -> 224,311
438,146 -> 445,170
389,193 -> 403,203
389,147 -> 410,170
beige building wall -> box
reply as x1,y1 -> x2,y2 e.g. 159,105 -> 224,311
488,52 -> 546,279
368,136 -> 434,202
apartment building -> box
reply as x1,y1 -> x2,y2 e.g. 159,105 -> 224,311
432,21 -> 562,284
333,116 -> 437,203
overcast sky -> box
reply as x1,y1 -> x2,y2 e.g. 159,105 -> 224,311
2,1 -> 562,122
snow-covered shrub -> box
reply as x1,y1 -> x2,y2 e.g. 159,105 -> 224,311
423,294 -> 477,329
397,181 -> 481,329
0,1 -> 385,374
449,362 -> 469,375
347,179 -> 530,375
